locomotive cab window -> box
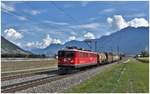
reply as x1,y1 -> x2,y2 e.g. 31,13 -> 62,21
58,51 -> 74,58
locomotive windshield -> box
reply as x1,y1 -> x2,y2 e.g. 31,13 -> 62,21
58,51 -> 74,58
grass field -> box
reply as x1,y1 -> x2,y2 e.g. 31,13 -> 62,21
137,57 -> 149,63
1,59 -> 57,72
66,58 -> 149,93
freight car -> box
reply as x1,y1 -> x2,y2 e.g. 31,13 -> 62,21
58,47 -> 121,74
113,54 -> 121,62
97,53 -> 107,64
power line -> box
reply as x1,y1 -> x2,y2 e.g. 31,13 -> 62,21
50,2 -> 91,33
26,3 -> 78,34
51,2 -> 93,50
2,8 -> 67,33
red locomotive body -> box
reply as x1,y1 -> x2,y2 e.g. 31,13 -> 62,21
58,47 -> 121,74
58,49 -> 97,69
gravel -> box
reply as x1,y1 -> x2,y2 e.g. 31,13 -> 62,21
2,74 -> 56,87
19,62 -> 119,93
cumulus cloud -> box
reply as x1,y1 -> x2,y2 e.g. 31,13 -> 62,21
52,39 -> 61,44
26,42 -> 36,48
107,15 -> 149,30
84,32 -> 95,39
128,18 -> 149,28
113,15 -> 128,30
42,34 -> 52,48
69,36 -> 76,41
26,34 -> 62,48
4,28 -> 23,40
107,17 -> 113,25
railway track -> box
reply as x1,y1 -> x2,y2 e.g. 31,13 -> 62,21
1,58 -> 126,93
1,64 -> 113,93
1,74 -> 67,93
1,69 -> 58,81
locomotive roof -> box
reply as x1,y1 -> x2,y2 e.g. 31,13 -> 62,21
59,48 -> 97,54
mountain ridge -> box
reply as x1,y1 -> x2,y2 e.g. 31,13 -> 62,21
27,27 -> 149,56
1,36 -> 31,55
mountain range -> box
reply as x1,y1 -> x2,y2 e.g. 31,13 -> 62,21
1,36 -> 31,56
31,27 -> 149,56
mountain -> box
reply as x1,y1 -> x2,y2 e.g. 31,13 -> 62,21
31,27 -> 149,56
1,36 -> 31,55
31,44 -> 63,56
95,27 -> 149,54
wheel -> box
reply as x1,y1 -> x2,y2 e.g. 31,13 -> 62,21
58,67 -> 68,75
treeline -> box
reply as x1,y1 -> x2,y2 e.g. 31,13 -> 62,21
1,54 -> 47,58
140,51 -> 149,57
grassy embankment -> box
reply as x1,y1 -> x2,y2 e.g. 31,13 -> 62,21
66,59 -> 149,93
137,57 -> 149,63
1,59 -> 57,72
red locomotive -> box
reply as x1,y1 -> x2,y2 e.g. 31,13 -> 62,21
58,47 -> 121,74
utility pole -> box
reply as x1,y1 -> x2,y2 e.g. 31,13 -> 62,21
110,46 -> 113,53
117,45 -> 119,55
95,41 -> 97,52
84,39 -> 92,51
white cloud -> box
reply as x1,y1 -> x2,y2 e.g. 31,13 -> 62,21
113,15 -> 128,30
1,2 -> 15,12
1,3 -> 27,21
69,36 -> 76,41
26,34 -> 62,48
107,17 -> 113,25
105,32 -> 111,36
107,15 -> 149,30
84,32 -> 95,39
24,9 -> 43,15
52,39 -> 62,44
26,35 -> 52,48
71,23 -> 100,30
4,28 -> 23,40
128,18 -> 149,28
26,42 -> 36,48
101,8 -> 116,13
18,16 -> 27,21
42,34 -> 53,48
30,10 -> 41,15
15,42 -> 22,47
44,20 -> 69,25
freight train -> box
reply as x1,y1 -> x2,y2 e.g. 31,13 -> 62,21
58,47 -> 121,74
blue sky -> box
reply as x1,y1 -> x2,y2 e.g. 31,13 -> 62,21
1,1 -> 149,49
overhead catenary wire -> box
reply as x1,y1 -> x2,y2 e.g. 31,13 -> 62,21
2,3 -> 94,51
25,4 -> 79,34
50,2 -> 93,50
2,8 -> 68,34
50,2 -> 92,33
